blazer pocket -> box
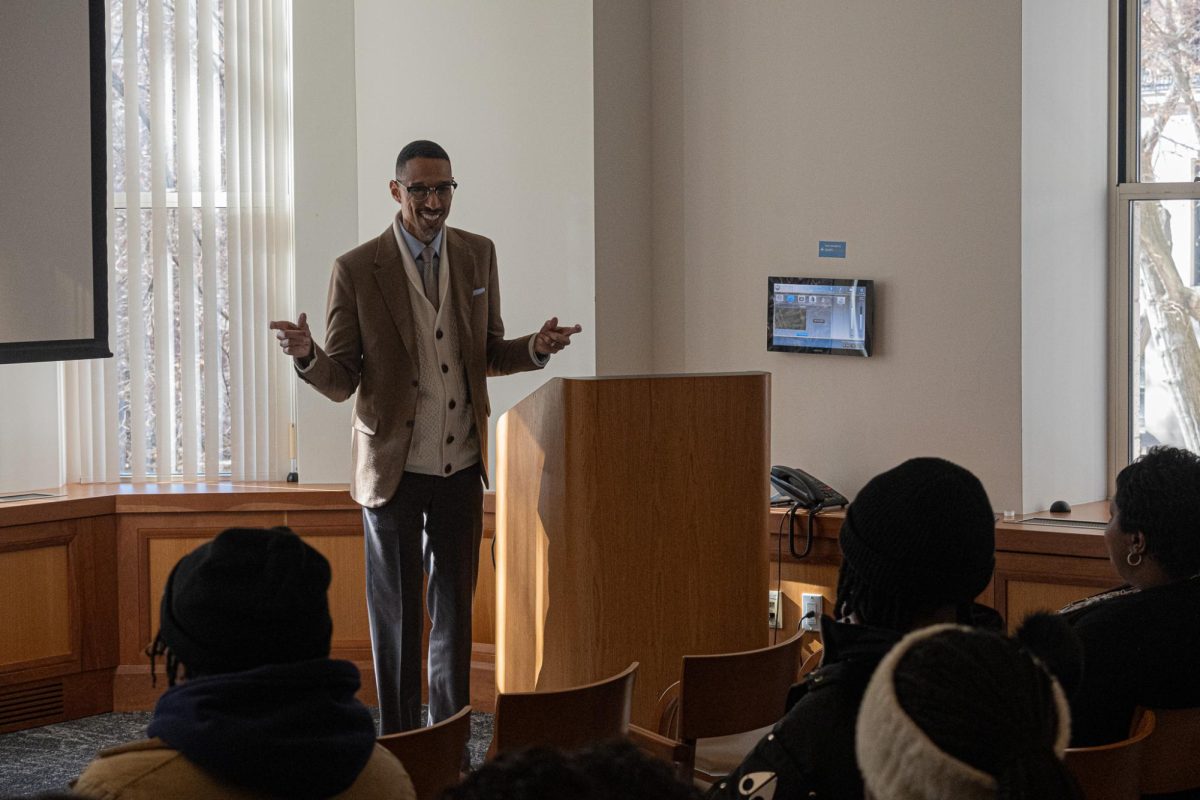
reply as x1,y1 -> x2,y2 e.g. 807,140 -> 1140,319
353,412 -> 378,436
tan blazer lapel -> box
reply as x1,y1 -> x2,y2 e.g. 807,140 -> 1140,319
446,228 -> 476,366
372,227 -> 417,361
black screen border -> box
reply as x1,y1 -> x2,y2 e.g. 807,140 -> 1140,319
767,276 -> 874,357
0,0 -> 111,365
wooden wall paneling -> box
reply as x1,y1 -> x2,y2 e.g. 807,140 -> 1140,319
776,560 -> 839,633
994,550 -> 1119,632
281,508 -> 374,656
61,668 -> 116,722
301,531 -> 371,646
1004,580 -> 1113,631
976,576 -> 997,610
76,515 -> 119,673
0,516 -> 119,731
0,524 -> 76,673
0,483 -> 1129,728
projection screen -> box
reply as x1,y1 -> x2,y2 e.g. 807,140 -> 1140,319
0,0 -> 110,363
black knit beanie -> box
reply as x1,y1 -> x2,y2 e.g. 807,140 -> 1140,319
839,457 -> 995,609
157,526 -> 333,676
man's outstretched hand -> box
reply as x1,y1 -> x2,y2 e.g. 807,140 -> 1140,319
533,317 -> 583,356
269,312 -> 314,367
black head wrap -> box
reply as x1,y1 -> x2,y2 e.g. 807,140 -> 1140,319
836,457 -> 995,628
155,526 -> 333,677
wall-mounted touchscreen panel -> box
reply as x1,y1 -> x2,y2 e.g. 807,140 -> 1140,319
768,277 -> 873,356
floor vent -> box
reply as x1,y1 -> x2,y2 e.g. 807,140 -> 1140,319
0,682 -> 65,727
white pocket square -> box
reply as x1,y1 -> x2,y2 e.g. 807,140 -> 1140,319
472,287 -> 486,296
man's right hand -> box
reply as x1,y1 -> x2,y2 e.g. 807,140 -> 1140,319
269,312 -> 314,367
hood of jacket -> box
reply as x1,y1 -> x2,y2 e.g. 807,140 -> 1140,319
147,658 -> 376,799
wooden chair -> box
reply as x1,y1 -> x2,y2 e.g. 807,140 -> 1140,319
629,628 -> 806,784
377,705 -> 472,800
1139,705 -> 1200,795
487,662 -> 638,759
1064,709 -> 1155,800
796,628 -> 824,681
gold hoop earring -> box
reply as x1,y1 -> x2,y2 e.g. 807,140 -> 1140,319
1126,551 -> 1143,567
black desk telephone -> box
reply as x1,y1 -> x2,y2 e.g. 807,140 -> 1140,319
770,465 -> 848,560
770,465 -> 848,511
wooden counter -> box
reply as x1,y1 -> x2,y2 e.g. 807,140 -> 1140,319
0,482 -> 497,734
0,484 -> 1117,735
767,501 -> 1118,632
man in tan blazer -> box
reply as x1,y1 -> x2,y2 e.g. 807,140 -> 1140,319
271,140 -> 581,734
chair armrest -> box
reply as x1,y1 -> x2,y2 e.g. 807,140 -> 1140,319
652,680 -> 681,737
628,724 -> 691,764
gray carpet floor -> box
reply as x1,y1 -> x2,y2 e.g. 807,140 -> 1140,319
0,708 -> 494,797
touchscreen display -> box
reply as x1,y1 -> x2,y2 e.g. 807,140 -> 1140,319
768,277 -> 873,356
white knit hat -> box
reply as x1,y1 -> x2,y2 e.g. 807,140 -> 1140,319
855,624 -> 1071,800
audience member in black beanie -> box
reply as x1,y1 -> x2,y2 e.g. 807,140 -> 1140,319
855,614 -> 1082,800
708,457 -> 1001,800
73,527 -> 415,800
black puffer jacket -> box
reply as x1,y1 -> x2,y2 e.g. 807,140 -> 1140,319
706,618 -> 900,800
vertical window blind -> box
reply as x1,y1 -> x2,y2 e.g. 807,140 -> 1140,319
64,0 -> 294,482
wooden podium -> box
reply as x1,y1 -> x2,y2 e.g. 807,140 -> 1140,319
495,372 -> 770,726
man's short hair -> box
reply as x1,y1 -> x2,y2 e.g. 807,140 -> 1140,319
395,140 -> 451,178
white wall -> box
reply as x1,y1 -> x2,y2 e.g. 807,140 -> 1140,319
1021,1 -> 1109,511
352,0 -> 596,475
0,363 -> 62,493
593,0 -> 653,375
3,1 -> 1115,514
650,1 -> 1025,511
292,0 -> 359,484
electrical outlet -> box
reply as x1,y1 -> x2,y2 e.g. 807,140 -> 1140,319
767,590 -> 782,629
801,593 -> 824,632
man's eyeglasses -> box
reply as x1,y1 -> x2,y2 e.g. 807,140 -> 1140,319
395,180 -> 457,202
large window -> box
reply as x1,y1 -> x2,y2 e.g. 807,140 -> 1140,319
1113,0 -> 1200,471
64,0 -> 293,483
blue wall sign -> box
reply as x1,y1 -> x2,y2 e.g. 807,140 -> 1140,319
818,240 -> 847,258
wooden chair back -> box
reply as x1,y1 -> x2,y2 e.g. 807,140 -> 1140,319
1064,709 -> 1155,800
488,662 -> 638,759
1139,705 -> 1200,795
797,648 -> 823,682
377,705 -> 472,800
675,628 -> 806,742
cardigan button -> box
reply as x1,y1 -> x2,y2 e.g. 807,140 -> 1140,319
436,329 -> 443,339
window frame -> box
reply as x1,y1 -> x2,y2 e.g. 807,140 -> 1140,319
1108,0 -> 1200,482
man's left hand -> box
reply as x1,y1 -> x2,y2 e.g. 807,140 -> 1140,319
534,317 -> 583,356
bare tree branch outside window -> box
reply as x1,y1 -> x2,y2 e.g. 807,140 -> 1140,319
1131,0 -> 1200,456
